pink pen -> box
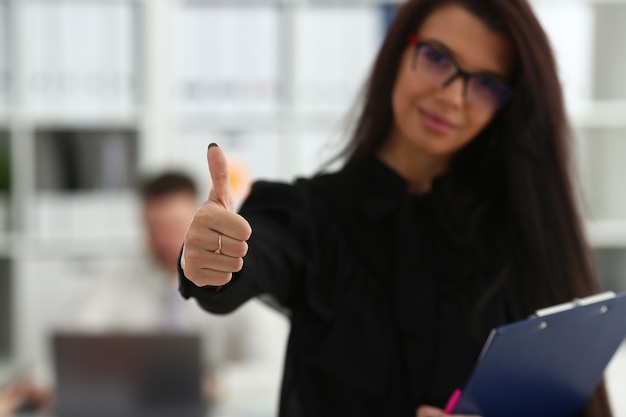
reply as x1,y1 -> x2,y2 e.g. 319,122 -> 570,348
443,388 -> 463,414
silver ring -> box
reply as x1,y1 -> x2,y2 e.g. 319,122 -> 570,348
215,234 -> 222,255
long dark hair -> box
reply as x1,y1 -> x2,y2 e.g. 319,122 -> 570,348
340,0 -> 611,415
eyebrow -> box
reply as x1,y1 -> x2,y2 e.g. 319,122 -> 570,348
423,38 -> 510,81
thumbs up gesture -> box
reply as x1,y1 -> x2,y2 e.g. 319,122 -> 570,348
182,144 -> 252,287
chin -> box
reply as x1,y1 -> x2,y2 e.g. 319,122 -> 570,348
409,138 -> 456,157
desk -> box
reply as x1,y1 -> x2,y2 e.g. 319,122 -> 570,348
13,346 -> 626,417
17,408 -> 273,417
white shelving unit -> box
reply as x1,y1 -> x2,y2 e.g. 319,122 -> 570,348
3,0 -> 147,373
1,0 -> 626,405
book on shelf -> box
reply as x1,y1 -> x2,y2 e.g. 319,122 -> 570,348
174,5 -> 280,114
0,2 -> 7,110
24,1 -> 136,117
35,130 -> 137,192
292,7 -> 381,111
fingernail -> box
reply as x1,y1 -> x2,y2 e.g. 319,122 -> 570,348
208,143 -> 218,149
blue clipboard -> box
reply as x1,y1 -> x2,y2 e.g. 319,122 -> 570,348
454,291 -> 626,417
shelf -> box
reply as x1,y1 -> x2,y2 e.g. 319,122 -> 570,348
32,116 -> 140,131
179,112 -> 281,132
26,236 -> 143,258
586,220 -> 626,248
178,108 -> 353,131
0,195 -> 10,248
178,0 -> 289,5
29,113 -> 140,131
0,230 -> 142,259
570,101 -> 626,128
0,257 -> 11,361
179,0 -> 626,6
0,232 -> 12,257
28,191 -> 142,256
178,0 -> 398,5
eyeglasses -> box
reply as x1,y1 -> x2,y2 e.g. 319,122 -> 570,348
407,35 -> 512,111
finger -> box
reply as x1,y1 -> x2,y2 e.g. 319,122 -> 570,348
182,244 -> 236,287
416,405 -> 444,417
183,241 -> 245,273
186,269 -> 233,288
207,232 -> 249,258
193,205 -> 252,242
183,250 -> 242,283
200,251 -> 244,273
185,206 -> 252,244
209,212 -> 252,242
207,143 -> 234,211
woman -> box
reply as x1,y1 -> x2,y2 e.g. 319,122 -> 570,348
179,0 -> 613,416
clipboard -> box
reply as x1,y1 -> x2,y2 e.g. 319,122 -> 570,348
453,291 -> 626,417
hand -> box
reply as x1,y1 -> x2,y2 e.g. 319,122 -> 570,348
0,384 -> 27,417
416,405 -> 480,417
0,382 -> 52,416
182,144 -> 252,287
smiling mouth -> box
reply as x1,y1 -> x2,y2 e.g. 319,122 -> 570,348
418,108 -> 457,135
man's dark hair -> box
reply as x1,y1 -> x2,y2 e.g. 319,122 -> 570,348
138,171 -> 198,201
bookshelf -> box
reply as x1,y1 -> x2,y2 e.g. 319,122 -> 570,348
0,0 -> 625,402
0,259 -> 10,360
4,0 -> 145,372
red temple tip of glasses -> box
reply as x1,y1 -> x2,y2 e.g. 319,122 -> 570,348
408,34 -> 419,44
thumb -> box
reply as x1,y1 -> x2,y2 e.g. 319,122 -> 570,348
207,143 -> 234,211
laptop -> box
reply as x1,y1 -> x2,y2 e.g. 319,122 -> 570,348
51,332 -> 206,417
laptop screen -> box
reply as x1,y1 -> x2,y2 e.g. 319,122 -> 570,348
52,332 -> 205,417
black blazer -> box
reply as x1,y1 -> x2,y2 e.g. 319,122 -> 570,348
179,155 -> 521,416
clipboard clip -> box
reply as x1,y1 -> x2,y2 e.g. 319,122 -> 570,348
533,291 -> 616,317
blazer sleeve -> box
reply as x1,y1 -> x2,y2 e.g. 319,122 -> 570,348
178,180 -> 314,315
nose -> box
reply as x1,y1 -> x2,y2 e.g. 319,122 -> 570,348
435,74 -> 466,109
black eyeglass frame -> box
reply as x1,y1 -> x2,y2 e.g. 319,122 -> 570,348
407,34 -> 513,110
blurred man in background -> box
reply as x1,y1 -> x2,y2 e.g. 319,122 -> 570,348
0,171 -> 287,416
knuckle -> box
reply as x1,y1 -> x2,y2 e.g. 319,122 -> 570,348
185,249 -> 204,265
188,269 -> 231,287
233,257 -> 244,272
244,222 -> 253,240
205,271 -> 232,287
184,270 -> 203,286
220,272 -> 233,286
230,241 -> 248,258
185,233 -> 203,248
193,205 -> 211,221
213,171 -> 228,183
236,214 -> 253,240
197,203 -> 222,223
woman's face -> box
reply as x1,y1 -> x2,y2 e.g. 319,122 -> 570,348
389,4 -> 514,160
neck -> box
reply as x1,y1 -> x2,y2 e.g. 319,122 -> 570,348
377,138 -> 450,194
